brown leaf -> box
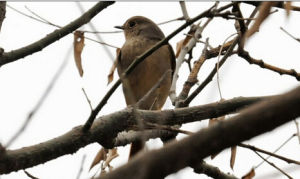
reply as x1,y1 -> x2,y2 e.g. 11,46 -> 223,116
107,48 -> 120,85
242,168 -> 255,179
74,31 -> 85,77
230,146 -> 237,169
175,39 -> 184,58
89,148 -> 108,171
175,26 -> 196,58
284,2 -> 292,17
103,148 -> 119,170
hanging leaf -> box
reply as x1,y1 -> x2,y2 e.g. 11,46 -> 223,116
175,25 -> 197,58
175,39 -> 185,58
103,148 -> 119,171
73,31 -> 85,77
230,146 -> 237,169
89,148 -> 108,171
107,48 -> 120,85
242,168 -> 255,179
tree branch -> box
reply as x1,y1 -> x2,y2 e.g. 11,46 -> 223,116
238,50 -> 300,81
183,36 -> 239,106
98,85 -> 300,179
191,160 -> 238,179
242,1 -> 300,12
0,95 -> 269,174
0,1 -> 114,66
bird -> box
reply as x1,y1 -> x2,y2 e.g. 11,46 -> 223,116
115,16 -> 176,159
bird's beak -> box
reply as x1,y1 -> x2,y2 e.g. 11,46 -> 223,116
114,25 -> 124,30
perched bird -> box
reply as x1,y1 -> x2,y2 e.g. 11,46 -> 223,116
115,16 -> 175,158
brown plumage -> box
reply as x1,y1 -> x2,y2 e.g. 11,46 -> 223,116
115,16 -> 175,159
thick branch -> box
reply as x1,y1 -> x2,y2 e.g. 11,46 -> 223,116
0,1 -> 114,66
0,95 -> 268,174
98,85 -> 300,179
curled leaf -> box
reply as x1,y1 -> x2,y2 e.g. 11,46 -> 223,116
175,39 -> 184,58
175,25 -> 197,58
89,148 -> 108,171
242,168 -> 255,179
107,48 -> 120,85
103,148 -> 119,170
73,31 -> 85,77
230,146 -> 237,169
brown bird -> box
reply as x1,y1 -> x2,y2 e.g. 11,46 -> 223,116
115,16 -> 175,159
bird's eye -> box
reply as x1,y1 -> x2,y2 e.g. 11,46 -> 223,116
128,21 -> 136,28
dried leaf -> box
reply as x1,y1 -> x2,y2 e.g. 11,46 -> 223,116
109,148 -> 118,156
74,31 -> 85,77
103,148 -> 119,169
175,26 -> 196,58
284,2 -> 292,17
242,168 -> 255,179
90,148 -> 108,171
230,146 -> 237,169
175,39 -> 184,58
107,49 -> 119,85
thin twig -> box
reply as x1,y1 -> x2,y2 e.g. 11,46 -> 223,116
5,46 -> 72,148
176,38 -> 209,107
242,1 -> 300,12
184,36 -> 239,106
157,16 -> 185,25
0,2 -> 115,66
24,170 -> 39,179
238,50 -> 300,81
294,120 -> 300,144
82,88 -> 93,111
24,5 -> 121,34
76,155 -> 86,179
239,143 -> 300,165
23,4 -> 118,49
254,151 -> 293,179
76,2 -> 115,62
169,18 -> 212,104
255,133 -> 297,168
216,33 -> 238,99
280,26 -> 300,43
